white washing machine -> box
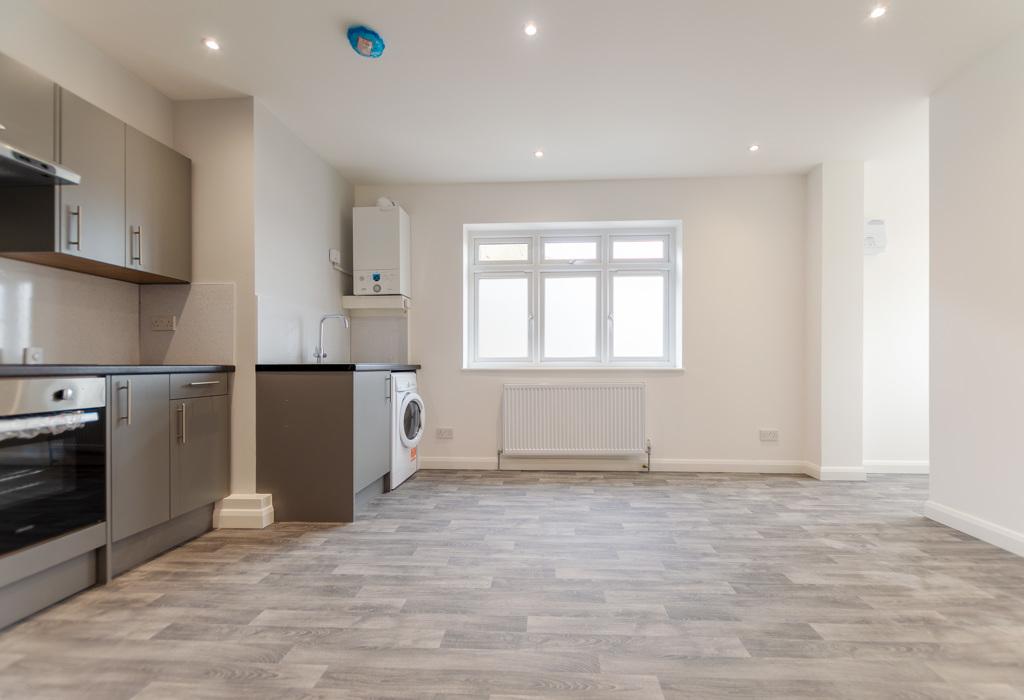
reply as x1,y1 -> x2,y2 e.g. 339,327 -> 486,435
390,372 -> 424,489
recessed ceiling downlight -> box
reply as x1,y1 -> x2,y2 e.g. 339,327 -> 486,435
203,37 -> 221,51
524,21 -> 538,37
869,5 -> 887,19
748,144 -> 760,153
534,149 -> 544,159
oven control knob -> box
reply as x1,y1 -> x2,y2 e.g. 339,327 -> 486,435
53,388 -> 75,401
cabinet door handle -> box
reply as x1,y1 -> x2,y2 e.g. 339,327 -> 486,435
187,380 -> 220,387
177,403 -> 187,444
117,381 -> 132,424
131,226 -> 142,264
68,205 -> 82,249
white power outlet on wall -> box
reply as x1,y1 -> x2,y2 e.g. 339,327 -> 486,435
150,315 -> 177,332
759,429 -> 780,442
436,427 -> 454,440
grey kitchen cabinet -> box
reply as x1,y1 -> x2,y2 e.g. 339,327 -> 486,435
126,126 -> 191,282
0,50 -> 192,284
0,52 -> 55,158
58,89 -> 126,267
170,394 -> 231,518
110,375 -> 171,542
353,371 -> 391,494
256,369 -> 395,523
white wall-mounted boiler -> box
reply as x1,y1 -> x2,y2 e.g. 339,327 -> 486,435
353,204 -> 410,296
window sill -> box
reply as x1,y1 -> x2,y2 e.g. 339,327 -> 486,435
462,365 -> 686,373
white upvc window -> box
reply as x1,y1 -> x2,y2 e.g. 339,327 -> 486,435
463,221 -> 683,369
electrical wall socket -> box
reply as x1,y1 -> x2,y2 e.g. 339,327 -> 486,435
435,427 -> 454,440
150,315 -> 177,332
23,347 -> 44,364
759,429 -> 780,442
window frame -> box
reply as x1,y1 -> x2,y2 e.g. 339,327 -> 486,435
463,221 -> 683,370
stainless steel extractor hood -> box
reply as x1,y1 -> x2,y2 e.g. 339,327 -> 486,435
0,142 -> 80,186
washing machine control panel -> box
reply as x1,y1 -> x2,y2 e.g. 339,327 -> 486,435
355,269 -> 400,295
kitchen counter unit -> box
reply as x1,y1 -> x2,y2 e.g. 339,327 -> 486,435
0,364 -> 234,377
256,363 -> 420,372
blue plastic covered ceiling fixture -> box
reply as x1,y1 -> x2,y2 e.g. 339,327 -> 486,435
347,25 -> 385,58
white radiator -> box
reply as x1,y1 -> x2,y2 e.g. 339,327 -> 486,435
500,383 -> 647,457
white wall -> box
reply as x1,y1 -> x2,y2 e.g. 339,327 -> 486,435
821,163 -> 865,475
863,104 -> 930,472
803,163 -> 866,480
253,102 -> 353,364
173,98 -> 257,494
927,30 -> 1024,556
356,177 -> 808,471
803,168 -> 823,468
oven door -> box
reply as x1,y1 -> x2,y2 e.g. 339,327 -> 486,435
0,407 -> 106,555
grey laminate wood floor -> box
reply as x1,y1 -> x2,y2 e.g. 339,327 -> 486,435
2,471 -> 1023,699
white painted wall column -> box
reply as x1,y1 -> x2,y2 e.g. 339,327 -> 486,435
173,98 -> 273,528
926,30 -> 1024,556
804,162 -> 867,480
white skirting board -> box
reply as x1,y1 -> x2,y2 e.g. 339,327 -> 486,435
804,464 -> 867,481
213,493 -> 275,529
864,460 -> 930,474
653,459 -> 807,474
925,500 -> 1024,558
420,456 -> 867,481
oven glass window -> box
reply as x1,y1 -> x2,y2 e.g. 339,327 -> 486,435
0,409 -> 106,554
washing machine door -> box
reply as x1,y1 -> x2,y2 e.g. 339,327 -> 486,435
399,392 -> 425,448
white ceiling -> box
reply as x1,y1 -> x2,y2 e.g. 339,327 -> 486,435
35,0 -> 1024,184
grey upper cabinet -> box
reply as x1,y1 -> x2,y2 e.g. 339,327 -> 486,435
0,52 -> 55,158
126,126 -> 191,282
58,89 -> 126,268
110,375 -> 171,542
0,51 -> 192,284
170,394 -> 230,519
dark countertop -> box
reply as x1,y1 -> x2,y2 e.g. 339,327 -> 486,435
0,364 -> 235,377
256,363 -> 420,372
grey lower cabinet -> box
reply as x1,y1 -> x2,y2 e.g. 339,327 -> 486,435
126,126 -> 191,282
110,375 -> 171,542
256,370 -> 392,523
353,371 -> 392,494
110,373 -> 231,545
170,395 -> 231,518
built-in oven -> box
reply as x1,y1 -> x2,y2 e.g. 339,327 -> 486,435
0,377 -> 106,555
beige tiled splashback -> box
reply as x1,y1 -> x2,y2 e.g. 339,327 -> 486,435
0,258 -> 140,364
139,283 -> 235,365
